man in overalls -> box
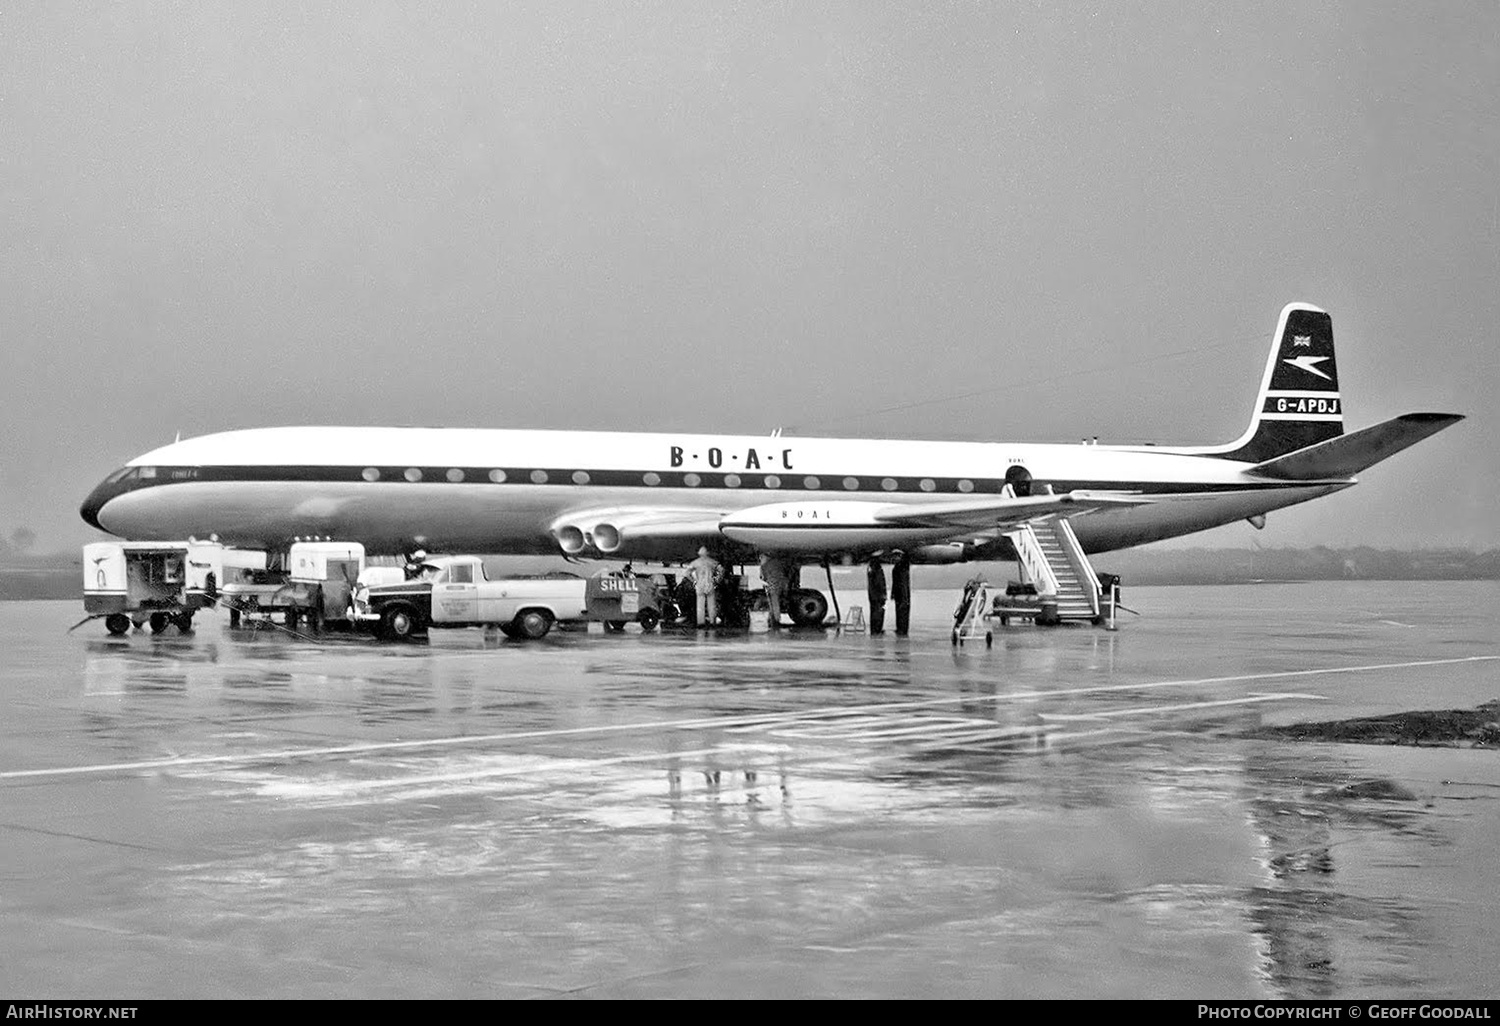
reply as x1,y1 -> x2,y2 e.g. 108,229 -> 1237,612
760,552 -> 790,628
685,546 -> 722,628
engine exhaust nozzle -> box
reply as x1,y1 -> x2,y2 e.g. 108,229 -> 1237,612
592,523 -> 621,553
556,525 -> 585,555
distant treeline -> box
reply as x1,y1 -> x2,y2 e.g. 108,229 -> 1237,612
826,546 -> 1500,588
1095,546 -> 1500,586
4,546 -> 1498,601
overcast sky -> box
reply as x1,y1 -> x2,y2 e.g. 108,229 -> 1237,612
2,1 -> 1495,553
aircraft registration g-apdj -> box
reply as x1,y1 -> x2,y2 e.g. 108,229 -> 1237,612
82,302 -> 1460,620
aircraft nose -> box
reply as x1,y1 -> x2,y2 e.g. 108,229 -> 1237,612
80,478 -> 117,532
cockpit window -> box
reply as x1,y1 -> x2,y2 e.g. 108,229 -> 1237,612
138,466 -> 157,479
104,467 -> 137,485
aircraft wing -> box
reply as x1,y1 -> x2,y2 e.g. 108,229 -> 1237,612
871,490 -> 1152,531
563,493 -> 1150,559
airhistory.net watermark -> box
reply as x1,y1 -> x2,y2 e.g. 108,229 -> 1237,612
5,1007 -> 137,1020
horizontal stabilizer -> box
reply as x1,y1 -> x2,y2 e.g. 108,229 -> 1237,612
1248,413 -> 1463,480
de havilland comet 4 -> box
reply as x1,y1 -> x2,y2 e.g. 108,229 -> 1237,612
81,303 -> 1462,625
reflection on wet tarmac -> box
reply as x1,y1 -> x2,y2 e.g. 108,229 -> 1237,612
2,582 -> 1498,997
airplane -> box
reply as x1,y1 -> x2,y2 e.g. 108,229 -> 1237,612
81,302 -> 1462,625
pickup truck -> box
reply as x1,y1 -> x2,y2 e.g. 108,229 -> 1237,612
352,555 -> 588,640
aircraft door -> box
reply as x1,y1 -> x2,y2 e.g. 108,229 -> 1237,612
1005,466 -> 1033,498
434,563 -> 479,622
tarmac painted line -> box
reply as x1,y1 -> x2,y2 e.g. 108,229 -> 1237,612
902,724 -> 1060,751
1036,692 -> 1326,722
901,695 -> 1323,751
781,716 -> 1003,742
727,714 -> 894,736
1,655 -> 1493,781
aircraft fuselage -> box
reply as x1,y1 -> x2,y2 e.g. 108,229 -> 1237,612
81,426 -> 1349,560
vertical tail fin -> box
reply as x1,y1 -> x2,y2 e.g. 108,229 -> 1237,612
1208,302 -> 1344,462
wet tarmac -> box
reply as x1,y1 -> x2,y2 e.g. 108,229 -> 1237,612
2,581 -> 1498,998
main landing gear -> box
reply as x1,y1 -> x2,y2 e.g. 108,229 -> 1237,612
787,588 -> 829,627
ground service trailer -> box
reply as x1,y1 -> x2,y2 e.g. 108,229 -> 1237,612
219,541 -> 366,631
83,540 -> 259,635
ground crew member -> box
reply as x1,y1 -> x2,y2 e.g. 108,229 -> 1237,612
867,556 -> 888,634
892,555 -> 911,635
685,546 -> 722,627
403,549 -> 428,580
760,552 -> 790,628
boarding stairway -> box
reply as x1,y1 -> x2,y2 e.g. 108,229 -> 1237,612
1006,517 -> 1102,624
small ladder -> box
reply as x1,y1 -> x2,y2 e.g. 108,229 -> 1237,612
842,605 -> 867,632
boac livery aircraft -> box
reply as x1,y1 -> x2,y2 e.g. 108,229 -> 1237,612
82,302 -> 1461,616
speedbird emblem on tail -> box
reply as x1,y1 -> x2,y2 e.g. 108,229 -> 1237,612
1283,354 -> 1333,380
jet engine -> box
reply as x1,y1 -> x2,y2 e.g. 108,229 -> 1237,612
904,543 -> 969,564
555,525 -> 586,555
591,522 -> 622,554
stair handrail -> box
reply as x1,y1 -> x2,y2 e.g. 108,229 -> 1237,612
1007,523 -> 1060,597
1052,517 -> 1101,618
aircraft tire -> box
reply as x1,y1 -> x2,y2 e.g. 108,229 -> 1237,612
148,612 -> 171,634
788,588 -> 829,628
174,612 -> 194,633
105,614 -> 130,636
228,607 -> 241,628
514,609 -> 553,640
